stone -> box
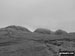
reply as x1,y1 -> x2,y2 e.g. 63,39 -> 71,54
34,28 -> 52,34
54,29 -> 68,35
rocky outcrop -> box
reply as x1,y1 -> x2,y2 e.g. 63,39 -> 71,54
0,25 -> 74,56
54,29 -> 68,35
5,25 -> 31,32
34,28 -> 52,34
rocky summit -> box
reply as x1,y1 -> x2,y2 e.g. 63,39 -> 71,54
34,28 -> 52,34
0,25 -> 75,56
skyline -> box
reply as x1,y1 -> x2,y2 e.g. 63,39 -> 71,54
0,0 -> 75,32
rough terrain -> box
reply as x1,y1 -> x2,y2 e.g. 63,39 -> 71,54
0,25 -> 75,56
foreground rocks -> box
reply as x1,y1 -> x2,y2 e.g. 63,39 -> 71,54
0,25 -> 75,56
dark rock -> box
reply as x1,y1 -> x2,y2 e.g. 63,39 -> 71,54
54,29 -> 68,35
34,28 -> 52,34
0,25 -> 74,56
5,25 -> 31,32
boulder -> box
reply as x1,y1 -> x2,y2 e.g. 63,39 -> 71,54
5,25 -> 31,32
34,28 -> 52,34
54,29 -> 68,35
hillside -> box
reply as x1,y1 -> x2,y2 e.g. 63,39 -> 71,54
0,25 -> 75,56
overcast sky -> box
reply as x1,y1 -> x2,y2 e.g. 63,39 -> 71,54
0,0 -> 75,32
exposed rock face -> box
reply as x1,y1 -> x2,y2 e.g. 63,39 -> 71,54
5,25 -> 31,32
0,25 -> 74,56
54,29 -> 68,35
34,28 -> 52,34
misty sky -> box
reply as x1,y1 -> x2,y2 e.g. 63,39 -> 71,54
0,0 -> 75,32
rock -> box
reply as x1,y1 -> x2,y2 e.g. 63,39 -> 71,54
0,25 -> 74,56
34,28 -> 52,34
5,25 -> 31,32
54,29 -> 68,35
